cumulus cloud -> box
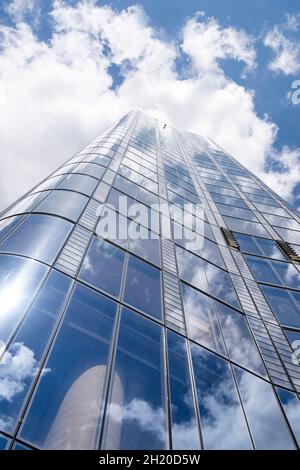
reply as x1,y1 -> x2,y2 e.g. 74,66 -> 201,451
264,14 -> 300,75
0,0 -> 299,211
182,12 -> 256,76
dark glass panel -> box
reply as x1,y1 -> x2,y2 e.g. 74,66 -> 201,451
261,286 -> 300,328
276,387 -> 300,446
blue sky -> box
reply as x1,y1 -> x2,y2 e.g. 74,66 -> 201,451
0,0 -> 299,211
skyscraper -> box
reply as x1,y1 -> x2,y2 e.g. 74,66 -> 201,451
0,110 -> 300,450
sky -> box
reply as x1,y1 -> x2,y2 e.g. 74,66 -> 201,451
0,0 -> 300,212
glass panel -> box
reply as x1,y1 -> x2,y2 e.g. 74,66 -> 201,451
74,162 -> 106,179
96,206 -> 129,249
234,367 -> 295,449
276,387 -> 300,446
114,175 -> 138,198
0,255 -> 48,348
234,233 -> 261,255
57,174 -> 97,196
3,191 -> 49,219
181,283 -> 226,355
79,236 -> 125,298
0,271 -> 72,435
20,283 -> 117,449
0,216 -> 24,244
254,237 -> 286,260
210,193 -> 248,209
261,285 -> 300,328
0,434 -> 8,450
203,259 -> 241,309
264,214 -> 300,231
103,308 -> 167,450
245,255 -> 282,285
215,302 -> 266,377
128,228 -> 160,267
85,154 -> 111,167
224,217 -> 270,237
176,246 -> 209,294
191,344 -> 252,449
274,227 -> 300,245
268,259 -> 300,288
124,255 -> 162,321
136,186 -> 159,206
167,331 -> 200,450
34,190 -> 88,222
12,442 -> 32,450
0,215 -> 73,265
216,204 -> 257,221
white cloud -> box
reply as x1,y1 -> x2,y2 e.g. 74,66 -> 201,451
0,1 -> 299,211
264,15 -> 300,75
5,0 -> 41,26
182,13 -> 256,76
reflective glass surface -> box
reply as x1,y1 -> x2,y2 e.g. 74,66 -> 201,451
276,388 -> 300,446
57,173 -> 98,196
0,216 -> 24,244
261,285 -> 300,328
181,283 -> 226,355
124,255 -> 162,321
0,270 -> 72,435
20,283 -> 118,449
234,367 -> 295,449
34,190 -> 88,222
191,344 -> 252,449
167,331 -> 200,449
79,236 -> 125,298
0,255 -> 48,347
216,303 -> 266,377
0,215 -> 73,265
103,308 -> 167,450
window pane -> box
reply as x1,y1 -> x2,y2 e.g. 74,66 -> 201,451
216,204 -> 257,221
0,434 -> 8,450
0,215 -> 24,244
57,174 -> 98,196
20,284 -> 117,449
276,387 -> 300,447
74,162 -> 106,179
181,283 -> 226,355
270,259 -> 300,289
0,255 -> 48,347
203,259 -> 241,309
167,331 -> 200,449
234,233 -> 261,255
191,344 -> 252,449
261,285 -> 300,328
103,308 -> 167,450
0,270 -> 72,435
0,215 -> 73,265
79,236 -> 125,298
34,190 -> 88,222
124,255 -> 162,321
254,237 -> 286,260
215,302 -> 266,377
234,366 -> 294,449
210,193 -> 248,209
176,246 -> 209,294
128,227 -> 160,266
224,217 -> 270,237
245,255 -> 282,285
2,191 -> 49,218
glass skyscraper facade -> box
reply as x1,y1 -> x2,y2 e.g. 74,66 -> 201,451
0,110 -> 300,450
